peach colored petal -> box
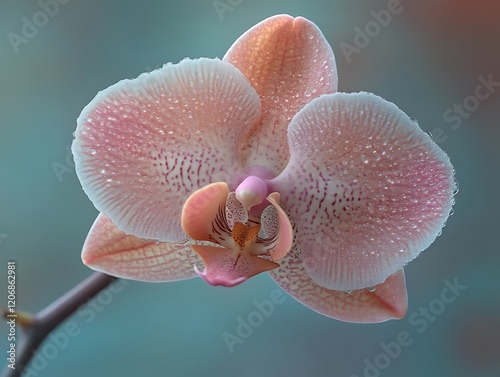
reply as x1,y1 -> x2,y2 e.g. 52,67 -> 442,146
181,182 -> 231,246
224,14 -> 337,176
82,213 -> 201,282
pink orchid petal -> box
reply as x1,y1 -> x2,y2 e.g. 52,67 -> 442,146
192,245 -> 279,287
224,14 -> 337,176
72,58 -> 260,242
181,182 -> 231,246
273,92 -> 456,291
269,246 -> 407,322
82,213 -> 201,282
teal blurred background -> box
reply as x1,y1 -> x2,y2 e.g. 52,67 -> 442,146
1,1 -> 499,376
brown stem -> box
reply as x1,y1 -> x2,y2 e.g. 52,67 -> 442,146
2,272 -> 117,377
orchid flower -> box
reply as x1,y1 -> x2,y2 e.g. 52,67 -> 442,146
72,15 -> 455,323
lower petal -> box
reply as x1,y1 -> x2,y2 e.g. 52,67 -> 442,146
192,245 -> 278,287
269,245 -> 407,322
82,213 -> 201,282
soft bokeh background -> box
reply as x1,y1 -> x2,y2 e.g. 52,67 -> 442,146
1,1 -> 499,376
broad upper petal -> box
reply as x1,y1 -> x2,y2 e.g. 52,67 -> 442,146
272,92 -> 456,291
269,245 -> 408,323
224,15 -> 337,176
73,58 -> 260,242
82,213 -> 202,282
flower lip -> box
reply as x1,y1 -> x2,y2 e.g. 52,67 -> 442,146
181,182 -> 294,287
192,244 -> 279,287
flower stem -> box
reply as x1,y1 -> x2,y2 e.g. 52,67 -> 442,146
2,272 -> 117,377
